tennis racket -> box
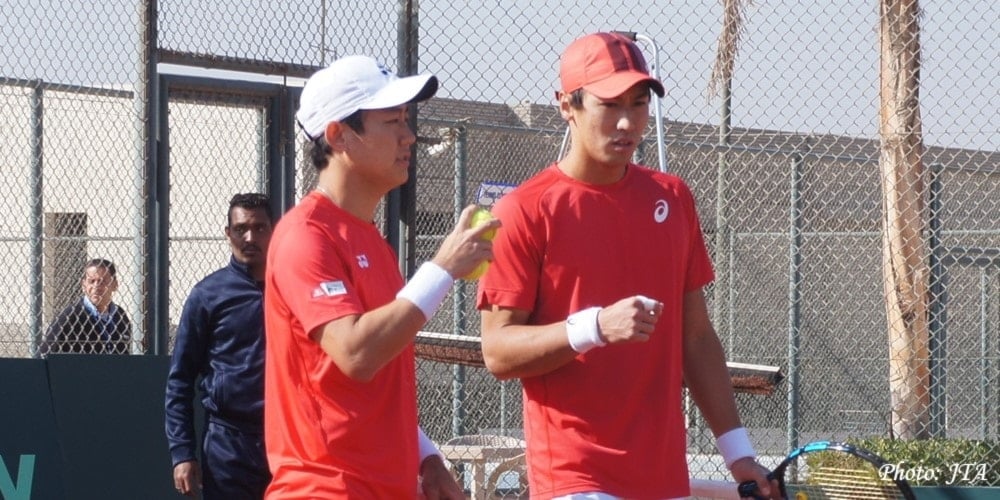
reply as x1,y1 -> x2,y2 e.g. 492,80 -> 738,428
735,440 -> 916,499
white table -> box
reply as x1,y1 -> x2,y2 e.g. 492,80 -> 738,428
439,439 -> 525,500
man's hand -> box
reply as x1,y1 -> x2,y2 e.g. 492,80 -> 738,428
731,457 -> 780,499
431,205 -> 500,279
419,455 -> 464,500
596,295 -> 663,344
173,460 -> 201,497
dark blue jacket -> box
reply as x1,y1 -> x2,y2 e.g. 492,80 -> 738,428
40,298 -> 132,356
164,256 -> 265,466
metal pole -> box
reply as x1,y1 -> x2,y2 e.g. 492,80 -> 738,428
267,84 -> 297,215
633,33 -> 666,172
320,0 -> 327,66
29,82 -> 44,358
928,163 -> 946,436
980,269 -> 992,438
391,0 -> 419,277
991,267 -> 999,440
788,154 -> 803,466
135,0 -> 158,354
257,108 -> 267,193
451,127 -> 467,438
715,82 -> 732,347
500,380 -> 508,435
153,77 -> 170,356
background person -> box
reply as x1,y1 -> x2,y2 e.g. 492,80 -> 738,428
476,32 -> 777,500
40,258 -> 133,356
164,193 -> 274,498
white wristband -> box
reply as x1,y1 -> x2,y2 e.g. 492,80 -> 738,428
566,307 -> 604,353
397,262 -> 454,320
717,427 -> 756,469
417,427 -> 443,462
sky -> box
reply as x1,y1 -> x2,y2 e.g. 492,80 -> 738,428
1,0 -> 995,151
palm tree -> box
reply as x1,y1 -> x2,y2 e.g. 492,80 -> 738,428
710,0 -> 931,441
878,0 -> 930,440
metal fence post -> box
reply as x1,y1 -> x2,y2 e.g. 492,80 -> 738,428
152,75 -> 171,356
29,82 -> 44,358
392,0 -> 420,278
135,0 -> 158,354
979,268 -> 994,439
715,83 -> 732,347
928,163 -> 945,437
452,126 -> 468,438
787,153 -> 803,458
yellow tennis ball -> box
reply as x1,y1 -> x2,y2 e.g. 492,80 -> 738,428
470,207 -> 497,241
464,207 -> 496,280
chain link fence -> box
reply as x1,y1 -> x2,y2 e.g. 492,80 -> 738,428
2,0 -> 997,493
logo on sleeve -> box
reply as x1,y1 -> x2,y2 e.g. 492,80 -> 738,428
356,254 -> 369,268
312,280 -> 347,298
653,200 -> 669,223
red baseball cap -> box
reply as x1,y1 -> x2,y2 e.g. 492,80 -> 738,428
559,32 -> 665,99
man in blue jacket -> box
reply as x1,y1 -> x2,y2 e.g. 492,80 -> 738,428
41,258 -> 134,356
165,193 -> 273,499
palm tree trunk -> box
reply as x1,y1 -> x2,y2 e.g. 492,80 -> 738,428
879,0 -> 930,440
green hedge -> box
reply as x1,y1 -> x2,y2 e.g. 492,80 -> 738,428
805,438 -> 999,487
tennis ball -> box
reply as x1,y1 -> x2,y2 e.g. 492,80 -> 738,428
470,207 -> 497,240
464,207 -> 496,280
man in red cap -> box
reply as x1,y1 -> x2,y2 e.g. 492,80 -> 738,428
477,33 -> 776,499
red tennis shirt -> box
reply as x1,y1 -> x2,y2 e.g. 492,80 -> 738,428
264,192 -> 418,498
477,164 -> 715,499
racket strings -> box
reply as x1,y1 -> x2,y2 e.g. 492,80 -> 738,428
798,464 -> 908,499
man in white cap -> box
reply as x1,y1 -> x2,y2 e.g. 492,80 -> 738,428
264,55 -> 497,498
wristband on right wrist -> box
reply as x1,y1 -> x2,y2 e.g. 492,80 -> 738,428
717,427 -> 756,469
396,262 -> 454,320
566,307 -> 604,353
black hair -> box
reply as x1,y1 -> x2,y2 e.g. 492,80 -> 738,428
567,86 -> 653,109
342,110 -> 364,134
84,258 -> 117,278
228,193 -> 272,226
307,110 -> 365,172
307,138 -> 333,171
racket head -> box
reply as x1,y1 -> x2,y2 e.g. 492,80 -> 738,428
738,441 -> 916,500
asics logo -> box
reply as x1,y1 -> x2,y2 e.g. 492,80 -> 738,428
653,200 -> 669,223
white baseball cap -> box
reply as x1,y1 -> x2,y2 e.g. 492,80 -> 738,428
296,55 -> 439,140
